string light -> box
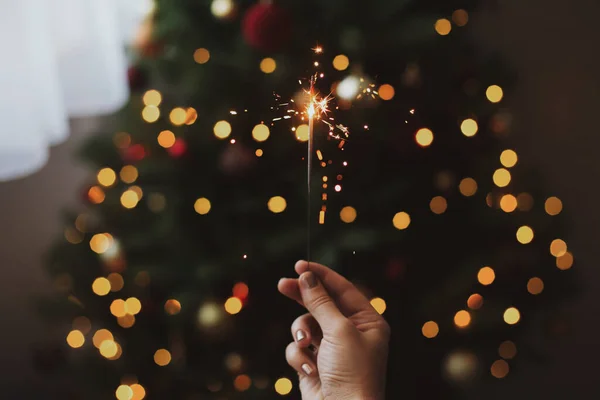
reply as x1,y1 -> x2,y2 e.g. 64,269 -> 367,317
90,233 -> 113,254
99,340 -> 118,358
486,85 -> 504,103
165,299 -> 182,315
157,130 -> 176,149
118,315 -> 135,329
370,298 -> 387,314
550,239 -> 568,257
225,297 -> 243,315
142,106 -> 160,123
545,197 -> 563,215
170,108 -> 187,126
194,48 -> 210,64
260,58 -> 277,74
194,197 -> 212,215
461,119 -> 478,137
333,55 -> 350,71
459,178 -> 478,197
422,321 -> 439,338
378,84 -> 395,101
143,90 -> 162,107
92,329 -> 113,348
130,384 -> 146,400
88,186 -> 106,204
214,121 -> 232,139
154,349 -> 172,366
500,150 -> 518,168
120,165 -> 139,184
92,277 -> 111,296
66,330 -> 85,348
393,212 -> 411,230
430,196 -> 448,214
527,277 -> 544,295
268,196 -> 287,213
503,307 -> 521,325
97,168 -> 117,187
556,252 -> 574,270
211,0 -> 234,18
121,190 -> 140,209
110,299 -> 127,318
252,124 -> 270,142
478,267 -> 495,286
340,206 -> 357,223
467,294 -> 484,310
516,226 -> 534,244
274,378 -> 293,395
415,128 -> 434,147
435,19 -> 452,35
500,194 -> 517,213
116,385 -> 134,400
107,273 -> 124,292
125,297 -> 142,315
454,310 -> 471,328
185,107 -> 198,125
493,168 -> 511,187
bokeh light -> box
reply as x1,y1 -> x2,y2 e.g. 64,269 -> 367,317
92,277 -> 111,296
499,341 -> 517,359
154,349 -> 172,366
108,273 -> 124,292
435,19 -> 452,35
268,196 -> 287,213
157,130 -> 176,149
92,329 -> 113,348
370,298 -> 387,314
478,267 -> 495,286
148,193 -> 166,213
550,239 -> 568,257
459,178 -> 478,197
493,168 -> 511,187
194,198 -> 212,215
274,378 -> 293,395
378,84 -> 395,101
295,124 -> 309,141
333,55 -> 350,71
126,297 -> 142,315
556,252 -> 574,270
486,85 -> 504,103
110,299 -> 127,318
393,212 -> 411,230
503,307 -> 521,325
454,310 -> 471,328
422,321 -> 439,338
142,106 -> 160,123
430,196 -> 448,214
165,299 -> 182,315
500,194 -> 517,213
225,297 -> 243,315
527,277 -> 544,295
516,226 -> 534,244
214,121 -> 232,139
452,9 -> 469,26
252,124 -> 270,142
88,186 -> 106,204
97,168 -> 117,187
170,108 -> 187,126
467,294 -> 483,310
66,330 -> 85,348
194,48 -> 210,64
517,193 -> 534,211
545,197 -> 563,215
143,90 -> 162,107
121,190 -> 140,209
340,206 -> 357,223
415,128 -> 434,147
72,316 -> 92,335
99,340 -> 118,358
461,119 -> 478,137
198,302 -> 223,328
260,58 -> 277,74
130,384 -> 146,400
500,149 -> 518,168
118,315 -> 136,329
120,165 -> 139,184
90,233 -> 112,254
234,374 -> 252,392
116,385 -> 134,400
491,359 -> 509,378
211,0 -> 234,18
233,283 -> 249,299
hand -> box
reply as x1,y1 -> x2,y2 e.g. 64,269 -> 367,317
278,261 -> 390,400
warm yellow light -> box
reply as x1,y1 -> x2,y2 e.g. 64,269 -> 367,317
211,0 -> 234,18
459,178 -> 478,197
142,106 -> 160,123
478,267 -> 495,286
252,124 -> 270,142
370,298 -> 387,314
545,197 -> 563,216
194,197 -> 212,215
92,277 -> 111,296
66,330 -> 85,348
143,90 -> 162,106
333,54 -> 350,71
430,196 -> 448,214
393,212 -> 411,230
116,385 -> 134,400
500,194 -> 517,213
97,168 -> 117,187
121,190 -> 140,209
422,321 -> 439,338
460,118 -> 478,137
99,339 -> 118,358
170,108 -> 187,126
130,384 -> 146,400
268,196 -> 287,213
467,294 -> 484,310
274,378 -> 293,395
92,329 -> 113,348
500,150 -> 518,168
88,186 -> 106,204
157,130 -> 176,148
194,48 -> 211,64
214,120 -> 232,139
340,206 -> 357,223
454,310 -> 471,328
107,273 -> 124,292
452,9 -> 469,26
120,165 -> 139,184
550,239 -> 568,257
234,374 -> 252,392
527,277 -> 544,295
255,149 -> 264,157
118,315 -> 136,329
295,124 -> 310,141
486,85 -> 504,103
491,359 -> 509,378
503,307 -> 520,325
108,342 -> 122,360
499,341 -> 517,359
435,19 -> 452,35
260,58 -> 277,74
556,252 -> 574,270
126,297 -> 142,315
154,349 -> 172,366
415,128 -> 434,147
90,233 -> 111,254
165,299 -> 182,315
516,226 -> 534,244
378,84 -> 395,101
225,297 -> 243,315
185,107 -> 198,125
110,299 -> 127,318
493,168 -> 511,187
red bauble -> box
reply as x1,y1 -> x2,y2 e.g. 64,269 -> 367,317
242,2 -> 292,52
168,139 -> 187,158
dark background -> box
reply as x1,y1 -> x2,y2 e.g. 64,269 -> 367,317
0,0 -> 598,398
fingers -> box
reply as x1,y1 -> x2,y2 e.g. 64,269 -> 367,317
296,260 -> 373,315
291,313 -> 322,350
277,278 -> 303,306
286,342 -> 317,377
298,271 -> 346,332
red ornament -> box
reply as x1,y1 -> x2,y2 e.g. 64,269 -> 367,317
123,144 -> 146,162
242,2 -> 292,52
168,139 -> 187,158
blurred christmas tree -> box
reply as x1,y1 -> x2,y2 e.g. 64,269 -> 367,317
38,0 -> 576,399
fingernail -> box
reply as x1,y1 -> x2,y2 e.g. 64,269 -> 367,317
301,272 -> 318,289
296,330 -> 306,342
301,363 -> 313,375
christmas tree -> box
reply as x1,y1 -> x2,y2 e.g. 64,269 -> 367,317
38,0 -> 575,399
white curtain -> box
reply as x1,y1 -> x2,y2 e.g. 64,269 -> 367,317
0,0 -> 153,182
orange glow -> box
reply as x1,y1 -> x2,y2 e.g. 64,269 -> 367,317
88,186 -> 106,204
378,84 -> 395,101
527,277 -> 544,295
158,130 -> 176,148
66,330 -> 85,348
503,307 -> 520,325
194,48 -> 210,64
415,128 -> 434,147
165,299 -> 182,315
467,294 -> 483,310
556,252 -> 574,270
422,321 -> 439,338
234,375 -> 252,392
500,194 -> 517,213
478,267 -> 495,286
154,349 -> 172,366
454,310 -> 471,328
233,283 -> 249,299
225,297 -> 243,314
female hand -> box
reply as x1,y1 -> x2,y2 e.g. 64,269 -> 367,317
278,260 -> 390,400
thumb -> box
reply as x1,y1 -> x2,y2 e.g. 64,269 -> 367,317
298,271 -> 345,332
